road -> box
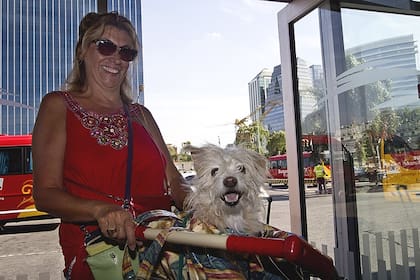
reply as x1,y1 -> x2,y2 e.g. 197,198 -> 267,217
0,219 -> 64,280
0,187 -> 330,279
1,184 -> 419,279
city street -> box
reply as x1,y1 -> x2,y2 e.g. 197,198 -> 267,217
0,187 -> 331,279
1,185 -> 419,279
0,219 -> 64,280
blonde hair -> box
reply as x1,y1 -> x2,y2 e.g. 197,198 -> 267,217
64,12 -> 140,103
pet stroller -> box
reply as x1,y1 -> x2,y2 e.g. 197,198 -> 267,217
131,210 -> 341,280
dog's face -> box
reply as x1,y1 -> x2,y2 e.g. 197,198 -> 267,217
184,144 -> 269,235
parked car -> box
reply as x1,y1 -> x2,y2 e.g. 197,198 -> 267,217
354,166 -> 369,182
182,170 -> 196,183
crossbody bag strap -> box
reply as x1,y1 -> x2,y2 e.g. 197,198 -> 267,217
136,104 -> 170,194
123,103 -> 133,210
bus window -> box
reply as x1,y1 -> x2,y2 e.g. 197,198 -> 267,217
0,151 -> 9,174
0,148 -> 23,175
279,159 -> 287,169
303,156 -> 316,168
271,160 -> 278,169
25,147 -> 33,173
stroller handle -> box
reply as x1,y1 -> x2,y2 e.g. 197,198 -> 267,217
135,226 -> 340,280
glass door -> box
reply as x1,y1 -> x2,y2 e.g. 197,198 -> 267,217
337,7 -> 420,279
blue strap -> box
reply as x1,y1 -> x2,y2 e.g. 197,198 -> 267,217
123,104 -> 133,210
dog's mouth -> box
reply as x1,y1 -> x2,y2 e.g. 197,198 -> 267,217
221,191 -> 242,206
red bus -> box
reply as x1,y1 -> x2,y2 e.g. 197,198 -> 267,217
0,134 -> 50,228
267,135 -> 331,187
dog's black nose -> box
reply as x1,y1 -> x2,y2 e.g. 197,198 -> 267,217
223,176 -> 237,188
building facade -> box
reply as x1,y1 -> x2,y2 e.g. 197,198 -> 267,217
346,34 -> 419,111
248,68 -> 272,123
0,0 -> 144,135
297,57 -> 316,120
263,64 -> 285,131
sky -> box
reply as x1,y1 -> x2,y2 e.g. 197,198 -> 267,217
140,0 -> 286,149
140,1 -> 420,150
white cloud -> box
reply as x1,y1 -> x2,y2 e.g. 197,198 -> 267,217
207,32 -> 222,40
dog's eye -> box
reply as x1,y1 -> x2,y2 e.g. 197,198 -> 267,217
238,165 -> 246,173
211,168 -> 219,176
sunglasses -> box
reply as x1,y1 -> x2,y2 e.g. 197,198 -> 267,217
94,39 -> 138,62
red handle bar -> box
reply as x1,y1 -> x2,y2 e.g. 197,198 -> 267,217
135,225 -> 339,279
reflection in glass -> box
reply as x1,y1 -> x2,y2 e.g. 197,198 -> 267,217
294,8 -> 335,262
340,8 -> 420,279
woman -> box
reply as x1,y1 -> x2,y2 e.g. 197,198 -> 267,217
32,12 -> 190,279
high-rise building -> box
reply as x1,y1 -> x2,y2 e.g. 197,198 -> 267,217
263,64 -> 285,131
0,0 -> 144,135
297,57 -> 316,120
309,64 -> 325,93
248,68 -> 272,123
346,34 -> 418,110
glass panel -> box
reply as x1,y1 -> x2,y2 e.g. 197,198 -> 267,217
26,147 -> 33,173
0,147 -> 23,175
294,8 -> 336,260
340,8 -> 420,279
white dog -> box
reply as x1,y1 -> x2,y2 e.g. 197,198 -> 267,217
135,145 -> 335,279
184,144 -> 269,236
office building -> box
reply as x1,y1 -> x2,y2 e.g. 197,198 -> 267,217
248,68 -> 272,123
263,64 -> 285,131
346,34 -> 418,110
0,0 -> 144,135
297,57 -> 316,120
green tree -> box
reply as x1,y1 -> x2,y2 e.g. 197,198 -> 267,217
167,144 -> 178,161
342,55 -> 391,124
178,141 -> 192,162
267,130 -> 286,156
397,107 -> 420,149
301,106 -> 328,135
235,121 -> 269,154
365,109 -> 399,166
354,138 -> 367,167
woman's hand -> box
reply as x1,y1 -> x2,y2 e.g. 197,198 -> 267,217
95,204 -> 137,251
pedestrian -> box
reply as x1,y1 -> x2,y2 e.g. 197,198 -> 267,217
314,161 -> 326,194
32,11 -> 191,279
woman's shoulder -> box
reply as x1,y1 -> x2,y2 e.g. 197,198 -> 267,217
33,91 -> 67,137
42,91 -> 84,111
130,103 -> 151,115
130,103 -> 153,124
39,91 -> 68,110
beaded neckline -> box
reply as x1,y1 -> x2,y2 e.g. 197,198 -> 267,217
63,92 -> 129,150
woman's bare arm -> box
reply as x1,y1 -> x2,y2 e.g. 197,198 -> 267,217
136,105 -> 192,209
32,93 -> 137,249
32,92 -> 109,222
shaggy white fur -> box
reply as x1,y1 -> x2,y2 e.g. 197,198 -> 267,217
184,144 -> 269,236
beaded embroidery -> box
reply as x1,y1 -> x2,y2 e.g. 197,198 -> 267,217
63,92 -> 128,150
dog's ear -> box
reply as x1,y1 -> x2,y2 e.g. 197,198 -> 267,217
184,145 -> 203,163
250,150 -> 268,171
184,145 -> 211,173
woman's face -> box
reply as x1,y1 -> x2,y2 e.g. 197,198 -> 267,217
83,26 -> 135,93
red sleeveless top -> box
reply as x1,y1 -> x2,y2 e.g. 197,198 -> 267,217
57,91 -> 170,270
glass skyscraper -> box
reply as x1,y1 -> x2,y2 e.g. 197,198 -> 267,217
263,64 -> 285,132
0,0 -> 144,135
248,68 -> 272,123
